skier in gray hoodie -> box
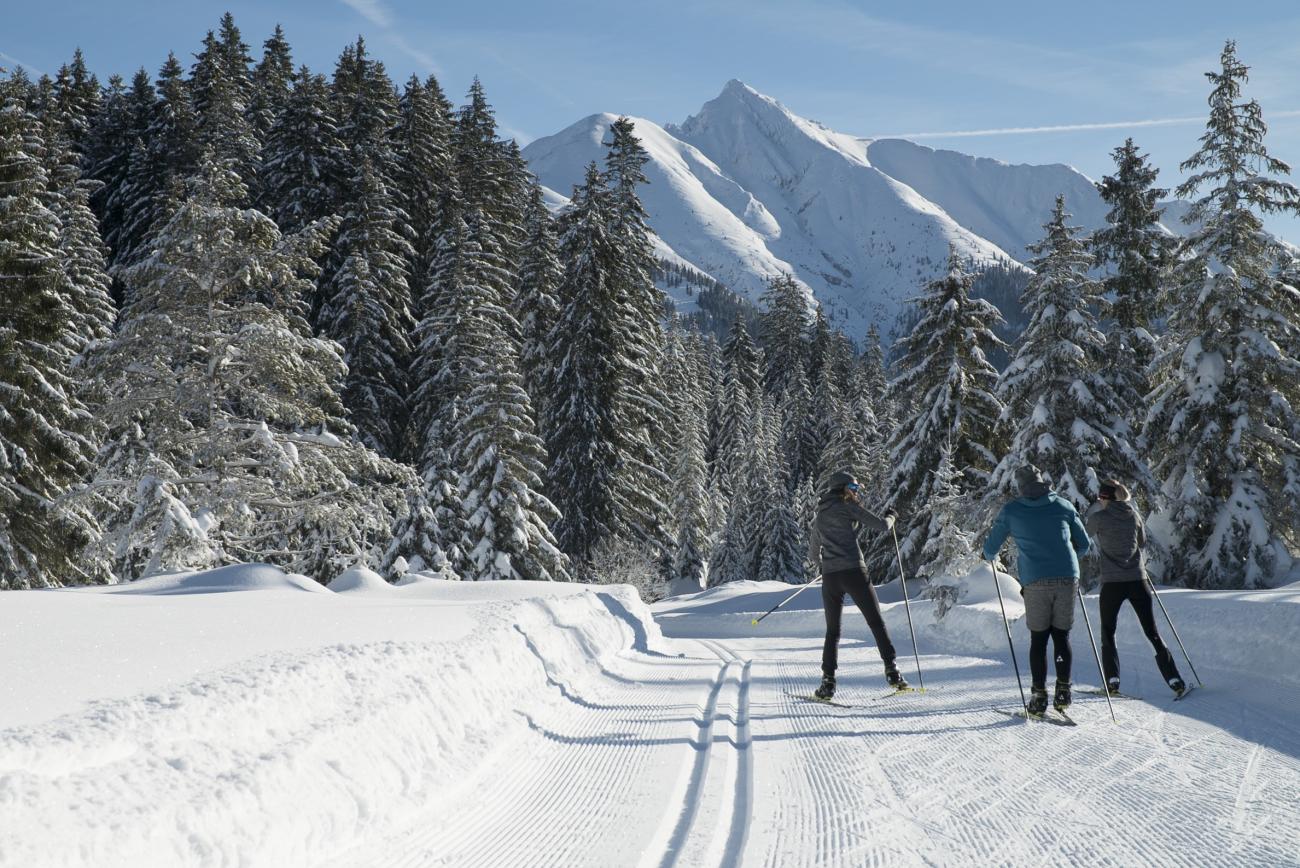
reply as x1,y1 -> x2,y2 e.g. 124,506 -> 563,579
806,471 -> 905,700
1084,479 -> 1186,697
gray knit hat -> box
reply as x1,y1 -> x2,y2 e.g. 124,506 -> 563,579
1014,464 -> 1047,495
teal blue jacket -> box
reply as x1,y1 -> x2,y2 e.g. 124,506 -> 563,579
982,492 -> 1091,584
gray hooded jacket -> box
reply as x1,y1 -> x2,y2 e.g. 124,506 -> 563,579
808,473 -> 889,575
1084,500 -> 1147,583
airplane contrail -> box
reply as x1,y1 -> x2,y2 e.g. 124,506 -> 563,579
879,109 -> 1300,140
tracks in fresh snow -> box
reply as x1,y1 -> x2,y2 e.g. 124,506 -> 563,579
340,628 -> 1300,867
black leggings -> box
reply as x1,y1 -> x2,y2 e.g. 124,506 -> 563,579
1029,628 -> 1072,689
821,567 -> 896,677
1099,580 -> 1180,684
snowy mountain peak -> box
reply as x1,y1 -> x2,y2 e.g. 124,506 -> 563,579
522,82 -> 1178,338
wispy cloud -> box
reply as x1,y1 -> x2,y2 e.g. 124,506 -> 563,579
336,0 -> 440,74
878,109 -> 1300,140
0,49 -> 46,77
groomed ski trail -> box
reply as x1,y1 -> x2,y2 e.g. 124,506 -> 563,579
336,632 -> 1300,867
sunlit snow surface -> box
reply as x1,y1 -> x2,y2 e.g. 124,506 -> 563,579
2,565 -> 1299,866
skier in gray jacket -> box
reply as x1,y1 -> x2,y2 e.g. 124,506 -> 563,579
806,471 -> 905,700
1084,479 -> 1186,697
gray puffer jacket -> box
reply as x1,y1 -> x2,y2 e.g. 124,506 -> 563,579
1084,500 -> 1147,583
808,484 -> 889,575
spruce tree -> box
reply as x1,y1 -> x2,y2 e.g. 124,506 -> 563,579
759,273 -> 811,397
1146,41 -> 1300,588
1093,138 -> 1175,441
990,196 -> 1142,511
0,88 -> 106,588
317,156 -> 414,456
191,15 -> 259,194
258,68 -> 342,233
395,74 -> 453,289
709,320 -> 762,507
514,181 -> 562,419
883,250 -> 1005,568
86,161 -> 410,580
249,24 -> 294,145
50,49 -> 101,160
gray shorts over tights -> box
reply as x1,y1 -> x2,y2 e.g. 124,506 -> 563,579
1021,578 -> 1077,632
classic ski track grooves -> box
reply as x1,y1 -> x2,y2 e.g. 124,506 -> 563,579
336,620 -> 1300,867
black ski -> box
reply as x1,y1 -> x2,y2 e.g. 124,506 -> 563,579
1080,688 -> 1140,701
786,691 -> 857,709
995,708 -> 1078,727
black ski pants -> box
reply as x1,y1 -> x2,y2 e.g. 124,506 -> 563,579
821,567 -> 896,677
1029,628 -> 1071,690
1099,580 -> 1181,684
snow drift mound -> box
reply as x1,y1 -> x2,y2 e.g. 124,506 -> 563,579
89,563 -> 328,595
0,572 -> 665,868
327,565 -> 393,594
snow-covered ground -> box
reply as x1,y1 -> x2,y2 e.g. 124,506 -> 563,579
3,566 -> 1299,866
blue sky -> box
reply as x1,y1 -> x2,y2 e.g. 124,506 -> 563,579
5,0 -> 1300,240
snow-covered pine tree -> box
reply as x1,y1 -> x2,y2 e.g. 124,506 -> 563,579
50,49 -> 100,161
514,180 -> 562,419
882,249 -> 1005,568
395,73 -> 453,293
317,155 -> 414,456
88,68 -> 153,272
709,319 -> 762,507
759,273 -> 811,398
1145,42 -> 1300,588
989,196 -> 1143,511
248,25 -> 294,146
433,205 -> 569,582
258,67 -> 342,234
85,160 -> 411,581
600,116 -> 673,551
113,53 -> 198,269
190,15 -> 258,196
0,87 -> 106,588
667,331 -> 712,591
917,443 -> 981,593
1093,138 -> 1175,445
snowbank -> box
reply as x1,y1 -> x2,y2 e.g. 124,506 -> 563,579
0,567 -> 665,867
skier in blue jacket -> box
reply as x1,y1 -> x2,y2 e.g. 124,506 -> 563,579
982,464 -> 1091,715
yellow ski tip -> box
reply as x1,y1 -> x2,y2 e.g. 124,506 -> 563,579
751,618 -> 759,626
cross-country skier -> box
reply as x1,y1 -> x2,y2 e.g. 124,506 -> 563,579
982,465 -> 1091,716
1084,479 -> 1187,697
806,471 -> 906,700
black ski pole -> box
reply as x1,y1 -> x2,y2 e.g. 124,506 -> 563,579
891,525 -> 925,691
752,576 -> 822,626
1076,582 -> 1117,723
989,558 -> 1029,715
1145,577 -> 1203,687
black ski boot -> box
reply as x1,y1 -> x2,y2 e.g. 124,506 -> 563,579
885,664 -> 909,691
1054,680 -> 1072,711
1106,677 -> 1121,696
1026,687 -> 1049,717
1168,677 -> 1187,698
814,675 -> 836,700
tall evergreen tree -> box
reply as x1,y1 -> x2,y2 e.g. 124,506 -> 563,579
248,24 -> 294,145
87,68 -> 153,264
709,320 -> 762,507
258,67 -> 341,233
989,196 -> 1142,511
317,156 -> 414,456
191,16 -> 260,196
395,73 -> 453,289
0,88 -> 106,588
514,181 -> 563,420
1093,138 -> 1175,441
50,49 -> 101,160
882,250 -> 1005,568
759,273 -> 811,397
1146,42 -> 1300,588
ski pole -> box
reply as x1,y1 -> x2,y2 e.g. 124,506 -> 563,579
989,558 -> 1029,715
891,525 -> 925,691
1076,582 -> 1117,723
752,576 -> 821,626
1145,577 -> 1203,687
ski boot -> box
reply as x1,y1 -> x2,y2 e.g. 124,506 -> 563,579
885,664 -> 909,691
814,675 -> 836,700
1106,677 -> 1122,697
1053,680 -> 1072,711
1168,677 -> 1187,698
1026,687 -> 1049,717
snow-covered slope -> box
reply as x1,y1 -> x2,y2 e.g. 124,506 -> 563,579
523,81 -> 1196,338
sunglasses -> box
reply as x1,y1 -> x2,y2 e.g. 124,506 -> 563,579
846,482 -> 860,491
